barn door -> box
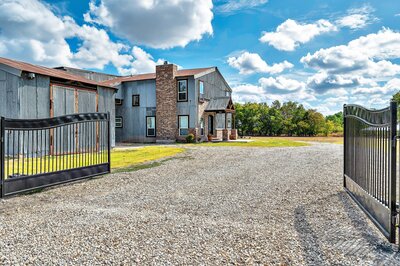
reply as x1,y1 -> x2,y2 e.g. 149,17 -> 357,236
50,85 -> 98,155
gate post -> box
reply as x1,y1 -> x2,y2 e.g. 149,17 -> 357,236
343,104 -> 347,188
107,112 -> 111,172
0,116 -> 5,198
390,101 -> 397,243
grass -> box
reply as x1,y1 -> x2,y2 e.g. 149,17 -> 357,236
111,146 -> 185,170
3,146 -> 185,179
193,138 -> 309,147
272,136 -> 344,144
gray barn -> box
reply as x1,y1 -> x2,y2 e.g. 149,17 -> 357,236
0,57 -> 116,146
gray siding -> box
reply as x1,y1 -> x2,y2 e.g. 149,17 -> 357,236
19,74 -> 50,119
0,69 -> 20,118
115,80 -> 156,142
196,71 -> 231,100
177,77 -> 197,128
98,86 -> 116,147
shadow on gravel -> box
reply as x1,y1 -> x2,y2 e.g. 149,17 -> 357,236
294,205 -> 328,266
294,191 -> 400,265
337,191 -> 400,264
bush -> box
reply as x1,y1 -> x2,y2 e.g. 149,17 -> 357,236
186,133 -> 195,143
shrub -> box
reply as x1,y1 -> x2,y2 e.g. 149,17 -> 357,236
186,133 -> 195,143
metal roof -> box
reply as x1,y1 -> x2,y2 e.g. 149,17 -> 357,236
0,57 -> 115,89
100,67 -> 215,87
205,97 -> 235,112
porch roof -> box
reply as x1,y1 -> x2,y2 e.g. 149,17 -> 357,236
205,97 -> 235,112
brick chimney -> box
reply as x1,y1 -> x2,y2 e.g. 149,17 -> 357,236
156,63 -> 178,142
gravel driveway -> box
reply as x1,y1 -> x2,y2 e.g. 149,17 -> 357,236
1,143 -> 400,265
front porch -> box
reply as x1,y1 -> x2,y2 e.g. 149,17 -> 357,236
203,97 -> 237,142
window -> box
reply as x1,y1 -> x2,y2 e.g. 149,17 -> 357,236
146,116 -> 156,137
200,118 -> 204,135
179,115 -> 189,136
116,116 -> 123,128
227,113 -> 232,129
225,91 -> 230,97
199,81 -> 204,99
115,99 -> 123,105
132,95 -> 140,106
178,80 -> 188,101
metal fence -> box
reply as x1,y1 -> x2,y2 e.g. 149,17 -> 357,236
0,113 -> 111,198
343,102 -> 397,243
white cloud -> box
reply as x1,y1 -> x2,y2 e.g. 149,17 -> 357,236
0,0 -> 74,66
232,76 -> 315,104
227,51 -> 293,75
259,19 -> 337,51
216,0 -> 268,13
84,0 -> 214,49
352,78 -> 400,95
301,29 -> 400,81
336,5 -> 377,29
0,0 -> 173,76
117,46 -> 164,75
259,76 -> 305,93
0,0 -> 134,71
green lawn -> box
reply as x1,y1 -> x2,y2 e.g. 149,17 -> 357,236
252,136 -> 344,144
4,146 -> 185,179
111,146 -> 185,169
193,138 -> 309,147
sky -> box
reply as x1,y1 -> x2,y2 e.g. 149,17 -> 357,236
1,0 -> 400,115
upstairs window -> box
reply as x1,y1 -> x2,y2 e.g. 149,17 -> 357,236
199,81 -> 204,99
115,99 -> 123,105
146,116 -> 156,137
179,115 -> 189,136
132,95 -> 140,106
116,116 -> 123,128
225,91 -> 230,97
178,80 -> 188,101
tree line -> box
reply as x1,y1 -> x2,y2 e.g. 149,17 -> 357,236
234,101 -> 343,137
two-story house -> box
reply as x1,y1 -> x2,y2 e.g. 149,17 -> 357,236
99,62 -> 237,143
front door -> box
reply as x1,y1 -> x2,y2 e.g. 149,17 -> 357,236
208,115 -> 214,135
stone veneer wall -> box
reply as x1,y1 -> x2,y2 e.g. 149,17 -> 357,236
156,64 -> 178,142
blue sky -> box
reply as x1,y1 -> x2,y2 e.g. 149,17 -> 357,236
1,0 -> 400,115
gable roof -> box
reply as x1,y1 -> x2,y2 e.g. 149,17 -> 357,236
0,57 -> 115,89
100,67 -> 216,87
205,97 -> 235,112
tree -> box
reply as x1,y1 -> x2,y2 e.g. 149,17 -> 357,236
234,101 -> 340,137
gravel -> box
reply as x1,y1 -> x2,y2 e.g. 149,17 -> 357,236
1,143 -> 400,265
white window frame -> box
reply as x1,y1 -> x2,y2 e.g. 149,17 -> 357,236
199,80 -> 204,99
179,115 -> 189,136
178,79 -> 188,102
116,116 -> 123,128
146,116 -> 156,137
132,94 -> 140,106
115,99 -> 123,105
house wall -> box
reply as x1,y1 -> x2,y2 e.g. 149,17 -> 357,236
196,70 -> 232,139
177,77 -> 197,128
115,79 -> 157,143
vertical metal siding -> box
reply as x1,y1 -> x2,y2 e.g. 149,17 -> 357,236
115,80 -> 156,143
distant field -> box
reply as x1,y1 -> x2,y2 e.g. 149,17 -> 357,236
194,138 -> 309,147
250,136 -> 343,144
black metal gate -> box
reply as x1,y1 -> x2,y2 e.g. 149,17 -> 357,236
343,102 -> 397,243
0,113 -> 111,198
